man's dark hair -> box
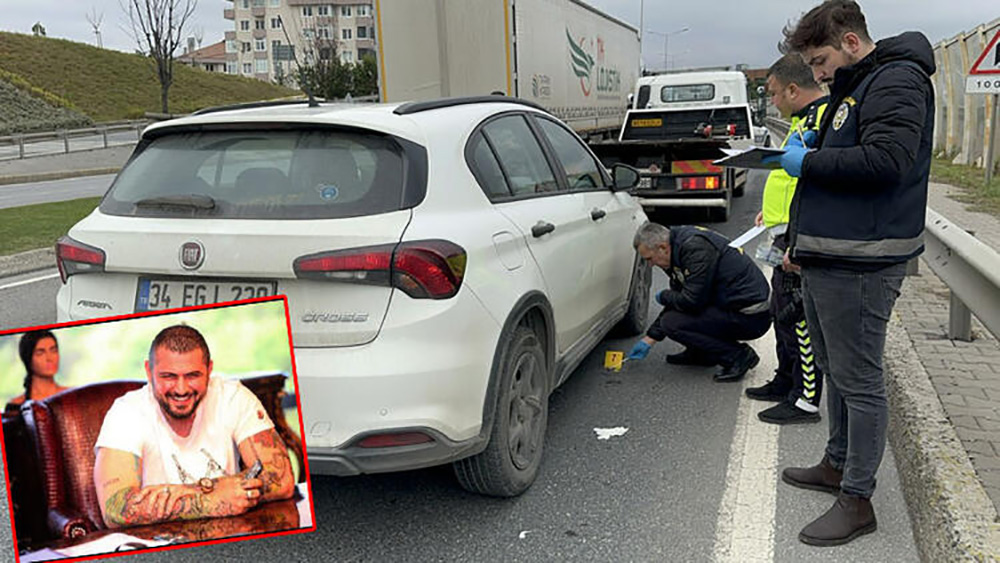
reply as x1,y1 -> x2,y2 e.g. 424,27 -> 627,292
148,325 -> 211,368
781,0 -> 872,54
767,53 -> 821,90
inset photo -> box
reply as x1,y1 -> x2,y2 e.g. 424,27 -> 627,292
0,297 -> 314,563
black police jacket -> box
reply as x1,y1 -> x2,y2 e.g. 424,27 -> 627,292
789,32 -> 936,267
647,226 -> 770,341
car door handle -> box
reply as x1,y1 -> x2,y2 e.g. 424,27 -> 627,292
531,221 -> 556,238
591,208 -> 607,221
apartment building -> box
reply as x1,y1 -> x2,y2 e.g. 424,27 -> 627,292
224,0 -> 376,84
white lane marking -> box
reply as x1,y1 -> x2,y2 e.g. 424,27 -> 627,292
593,427 -> 629,440
0,271 -> 59,291
713,329 -> 779,563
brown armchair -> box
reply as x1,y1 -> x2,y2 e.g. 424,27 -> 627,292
22,374 -> 305,540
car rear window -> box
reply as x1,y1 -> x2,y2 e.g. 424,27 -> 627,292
660,84 -> 715,103
100,129 -> 408,219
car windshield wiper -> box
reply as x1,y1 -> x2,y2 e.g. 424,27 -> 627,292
133,194 -> 217,210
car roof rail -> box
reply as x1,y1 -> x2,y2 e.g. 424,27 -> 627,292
191,98 -> 326,116
393,95 -> 546,116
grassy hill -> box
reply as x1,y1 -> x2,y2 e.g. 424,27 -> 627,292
0,32 -> 300,122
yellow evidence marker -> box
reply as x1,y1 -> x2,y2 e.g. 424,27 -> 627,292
604,350 -> 625,372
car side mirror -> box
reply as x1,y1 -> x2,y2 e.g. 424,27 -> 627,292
611,163 -> 640,191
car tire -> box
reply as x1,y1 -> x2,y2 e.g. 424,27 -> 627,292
454,326 -> 548,497
612,257 -> 651,337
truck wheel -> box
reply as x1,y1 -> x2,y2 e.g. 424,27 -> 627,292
454,326 -> 548,497
612,256 -> 651,337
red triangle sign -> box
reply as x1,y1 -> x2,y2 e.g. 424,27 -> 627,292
969,30 -> 1000,75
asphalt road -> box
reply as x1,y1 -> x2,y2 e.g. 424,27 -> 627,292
0,175 -> 114,209
0,172 -> 919,562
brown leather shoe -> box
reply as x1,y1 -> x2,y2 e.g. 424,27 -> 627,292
799,492 -> 877,546
781,456 -> 842,494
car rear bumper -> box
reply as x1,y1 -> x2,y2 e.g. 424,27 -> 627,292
295,288 -> 502,474
306,427 -> 485,476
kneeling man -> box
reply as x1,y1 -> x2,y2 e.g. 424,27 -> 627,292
627,222 -> 771,381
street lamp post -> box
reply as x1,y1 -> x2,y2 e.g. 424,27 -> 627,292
645,26 -> 689,71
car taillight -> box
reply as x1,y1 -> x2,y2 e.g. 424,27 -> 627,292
56,236 -> 106,284
678,176 -> 720,191
726,123 -> 737,136
356,432 -> 434,448
293,240 -> 467,299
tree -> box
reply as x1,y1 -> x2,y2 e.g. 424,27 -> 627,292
121,0 -> 197,113
353,54 -> 378,97
31,22 -> 46,37
295,35 -> 353,99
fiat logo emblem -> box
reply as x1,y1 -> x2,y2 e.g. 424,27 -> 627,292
179,241 -> 205,270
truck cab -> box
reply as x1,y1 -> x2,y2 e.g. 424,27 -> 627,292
633,70 -> 749,111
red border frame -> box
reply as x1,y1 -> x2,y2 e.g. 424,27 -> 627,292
969,29 -> 1000,75
0,294 -> 317,563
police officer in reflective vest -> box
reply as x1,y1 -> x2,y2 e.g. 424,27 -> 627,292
746,54 -> 829,425
764,0 -> 935,546
626,222 -> 771,382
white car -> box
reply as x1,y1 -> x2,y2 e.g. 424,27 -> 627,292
55,97 -> 651,496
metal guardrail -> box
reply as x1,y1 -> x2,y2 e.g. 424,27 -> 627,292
0,120 -> 147,159
923,210 -> 1000,341
767,116 -> 1000,342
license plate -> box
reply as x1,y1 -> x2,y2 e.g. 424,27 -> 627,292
631,118 -> 663,128
136,278 -> 278,311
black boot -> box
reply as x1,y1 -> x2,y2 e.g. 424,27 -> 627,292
714,345 -> 759,382
666,347 -> 718,366
757,401 -> 821,425
782,455 -> 842,494
799,492 -> 877,546
745,376 -> 791,401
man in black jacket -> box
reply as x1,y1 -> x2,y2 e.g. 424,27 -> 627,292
765,0 -> 935,547
625,222 -> 771,382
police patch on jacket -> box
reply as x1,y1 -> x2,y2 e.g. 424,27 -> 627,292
832,97 -> 857,131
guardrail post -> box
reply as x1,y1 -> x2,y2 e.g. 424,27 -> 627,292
16,134 -> 24,159
101,126 -> 108,148
949,292 -> 973,341
61,130 -> 69,153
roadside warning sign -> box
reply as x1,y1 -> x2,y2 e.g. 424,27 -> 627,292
967,30 -> 1000,93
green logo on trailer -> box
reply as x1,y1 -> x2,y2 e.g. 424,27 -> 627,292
568,28 -> 595,97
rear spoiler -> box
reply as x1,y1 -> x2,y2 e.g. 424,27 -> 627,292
619,105 -> 753,142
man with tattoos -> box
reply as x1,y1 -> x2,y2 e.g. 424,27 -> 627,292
93,325 -> 295,528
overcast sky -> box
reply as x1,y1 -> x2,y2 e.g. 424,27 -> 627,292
1,0 -> 997,70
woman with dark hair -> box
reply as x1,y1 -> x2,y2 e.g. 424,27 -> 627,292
4,330 -> 68,415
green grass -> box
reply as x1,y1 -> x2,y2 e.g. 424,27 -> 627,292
0,197 -> 101,255
930,158 -> 1000,217
0,32 -> 300,122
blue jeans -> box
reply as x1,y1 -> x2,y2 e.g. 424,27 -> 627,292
801,262 -> 906,498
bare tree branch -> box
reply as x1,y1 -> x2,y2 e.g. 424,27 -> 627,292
121,0 -> 198,112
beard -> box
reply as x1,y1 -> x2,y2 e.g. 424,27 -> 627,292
155,390 -> 204,420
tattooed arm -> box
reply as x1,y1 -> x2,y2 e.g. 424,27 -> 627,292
94,447 -> 264,528
237,429 -> 295,502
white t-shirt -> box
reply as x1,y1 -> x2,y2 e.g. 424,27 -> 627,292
95,376 -> 273,487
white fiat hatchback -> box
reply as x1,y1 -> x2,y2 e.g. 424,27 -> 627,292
55,97 -> 651,496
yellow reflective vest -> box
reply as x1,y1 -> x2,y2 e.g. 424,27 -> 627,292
761,98 -> 828,230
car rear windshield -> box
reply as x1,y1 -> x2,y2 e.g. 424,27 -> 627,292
100,128 -> 407,219
660,84 -> 715,103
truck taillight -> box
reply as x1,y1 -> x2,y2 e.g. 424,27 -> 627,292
56,236 -> 106,284
294,240 -> 467,300
726,123 -> 737,136
678,176 -> 720,191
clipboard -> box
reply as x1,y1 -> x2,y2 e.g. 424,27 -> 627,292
712,146 -> 786,170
